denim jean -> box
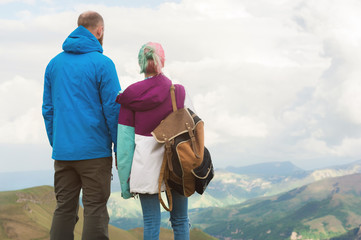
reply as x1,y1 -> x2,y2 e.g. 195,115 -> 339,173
139,190 -> 190,240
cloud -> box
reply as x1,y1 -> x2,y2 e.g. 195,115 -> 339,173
193,87 -> 268,146
1,0 -> 361,171
0,76 -> 47,144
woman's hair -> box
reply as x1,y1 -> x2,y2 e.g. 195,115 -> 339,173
138,42 -> 165,74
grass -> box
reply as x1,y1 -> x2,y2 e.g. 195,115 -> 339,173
0,186 -> 216,240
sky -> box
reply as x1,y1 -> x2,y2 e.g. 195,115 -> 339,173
1,0 -> 361,173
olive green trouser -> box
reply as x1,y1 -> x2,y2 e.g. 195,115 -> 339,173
50,157 -> 112,240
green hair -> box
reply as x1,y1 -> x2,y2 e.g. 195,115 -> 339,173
138,42 -> 165,74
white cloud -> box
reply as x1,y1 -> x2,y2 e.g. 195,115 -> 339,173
1,0 -> 361,171
0,76 -> 47,144
338,73 -> 361,125
193,87 -> 268,147
335,137 -> 361,157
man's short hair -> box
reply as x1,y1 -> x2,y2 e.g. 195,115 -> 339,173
78,11 -> 104,29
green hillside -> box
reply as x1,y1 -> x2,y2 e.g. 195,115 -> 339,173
190,173 -> 361,240
330,226 -> 361,240
0,186 -> 217,240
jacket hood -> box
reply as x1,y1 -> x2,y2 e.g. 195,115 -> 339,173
116,74 -> 172,112
62,26 -> 103,54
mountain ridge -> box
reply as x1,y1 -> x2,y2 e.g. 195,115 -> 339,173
107,159 -> 361,229
190,173 -> 361,239
0,186 -> 216,240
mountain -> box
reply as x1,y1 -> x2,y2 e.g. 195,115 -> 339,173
0,186 -> 216,240
107,160 -> 361,230
330,226 -> 361,240
189,173 -> 361,240
0,185 -> 135,240
187,159 -> 361,208
4,160 -> 361,232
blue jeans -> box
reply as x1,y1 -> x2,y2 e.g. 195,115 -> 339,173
139,190 -> 190,240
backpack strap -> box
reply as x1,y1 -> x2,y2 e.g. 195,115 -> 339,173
157,84 -> 178,211
170,84 -> 177,112
158,140 -> 173,211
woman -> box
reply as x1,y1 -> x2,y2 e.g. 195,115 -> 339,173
116,42 -> 190,240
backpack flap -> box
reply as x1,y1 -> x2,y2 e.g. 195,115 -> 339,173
151,108 -> 195,143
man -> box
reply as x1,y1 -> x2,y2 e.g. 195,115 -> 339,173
42,11 -> 120,240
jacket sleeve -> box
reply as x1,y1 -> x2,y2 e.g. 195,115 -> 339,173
42,64 -> 54,147
117,106 -> 135,199
100,59 -> 121,152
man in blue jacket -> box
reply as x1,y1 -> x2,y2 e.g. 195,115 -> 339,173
42,11 -> 120,240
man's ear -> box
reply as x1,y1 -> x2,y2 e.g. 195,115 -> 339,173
97,26 -> 104,39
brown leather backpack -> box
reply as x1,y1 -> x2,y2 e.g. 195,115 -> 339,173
151,85 -> 205,211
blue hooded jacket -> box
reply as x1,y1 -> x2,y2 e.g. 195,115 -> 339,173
42,26 -> 121,160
